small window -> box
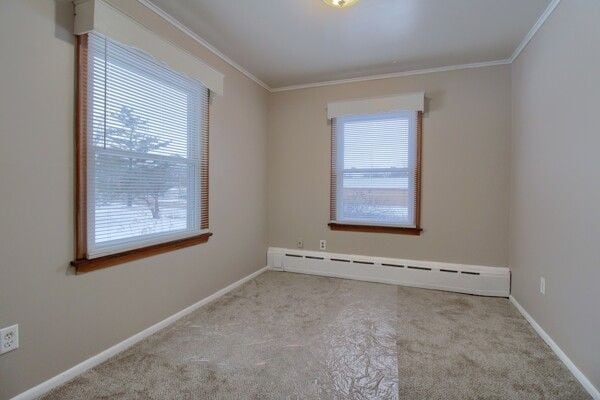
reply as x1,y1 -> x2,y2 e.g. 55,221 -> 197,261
73,33 -> 211,272
329,110 -> 423,235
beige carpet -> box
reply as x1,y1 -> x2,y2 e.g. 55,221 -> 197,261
42,271 -> 589,399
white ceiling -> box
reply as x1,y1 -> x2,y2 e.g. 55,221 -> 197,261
146,0 -> 551,89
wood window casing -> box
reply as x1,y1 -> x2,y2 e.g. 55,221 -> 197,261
329,111 -> 423,235
72,34 -> 211,274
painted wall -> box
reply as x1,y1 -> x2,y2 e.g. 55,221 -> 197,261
509,0 -> 600,390
0,1 -> 268,398
268,66 -> 511,267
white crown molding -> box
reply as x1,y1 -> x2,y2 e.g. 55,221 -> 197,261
270,59 -> 511,92
136,0 -> 271,91
510,296 -> 600,399
137,0 -> 561,93
509,0 -> 561,63
11,267 -> 269,400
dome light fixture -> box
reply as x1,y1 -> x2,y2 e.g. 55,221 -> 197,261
322,0 -> 359,9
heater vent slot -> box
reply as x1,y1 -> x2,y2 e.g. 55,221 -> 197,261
331,258 -> 351,263
440,269 -> 458,273
306,256 -> 324,260
285,254 -> 303,258
382,263 -> 404,268
408,266 -> 432,271
462,271 -> 481,276
353,261 -> 374,265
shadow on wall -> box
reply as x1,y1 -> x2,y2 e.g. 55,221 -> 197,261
54,0 -> 78,276
424,92 -> 444,115
54,0 -> 75,43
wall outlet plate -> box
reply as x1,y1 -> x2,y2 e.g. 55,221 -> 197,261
319,240 -> 327,250
297,239 -> 303,248
0,324 -> 19,355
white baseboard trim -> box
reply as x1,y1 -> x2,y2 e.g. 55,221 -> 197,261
268,247 -> 510,297
11,267 -> 269,400
509,295 -> 600,400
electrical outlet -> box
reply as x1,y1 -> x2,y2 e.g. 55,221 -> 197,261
319,240 -> 327,250
0,325 -> 19,355
296,239 -> 304,249
540,277 -> 546,295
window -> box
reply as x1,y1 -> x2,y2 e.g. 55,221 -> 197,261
73,33 -> 211,272
329,110 -> 423,234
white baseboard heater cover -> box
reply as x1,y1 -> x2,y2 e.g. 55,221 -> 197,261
267,247 -> 510,297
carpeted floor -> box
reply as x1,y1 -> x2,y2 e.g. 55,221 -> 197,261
42,271 -> 589,399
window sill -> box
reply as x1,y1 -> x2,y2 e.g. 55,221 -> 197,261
71,232 -> 212,274
328,222 -> 422,235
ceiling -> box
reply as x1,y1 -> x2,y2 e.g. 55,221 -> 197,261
146,0 -> 551,89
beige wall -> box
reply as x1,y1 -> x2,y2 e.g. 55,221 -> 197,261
0,1 -> 268,398
268,66 -> 511,267
510,0 -> 600,390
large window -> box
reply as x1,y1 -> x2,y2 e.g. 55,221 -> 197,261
73,33 -> 211,272
329,110 -> 422,234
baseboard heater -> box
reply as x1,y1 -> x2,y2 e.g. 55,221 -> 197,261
267,247 -> 510,297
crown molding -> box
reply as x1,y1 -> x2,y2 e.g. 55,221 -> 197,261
270,59 -> 511,92
137,0 -> 561,93
136,0 -> 271,91
509,0 -> 561,63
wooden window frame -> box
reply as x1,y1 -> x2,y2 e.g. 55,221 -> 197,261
329,110 -> 423,235
72,34 -> 211,274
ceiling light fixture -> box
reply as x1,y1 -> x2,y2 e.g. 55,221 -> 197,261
322,0 -> 359,9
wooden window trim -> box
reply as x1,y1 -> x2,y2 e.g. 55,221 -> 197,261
328,223 -> 422,235
329,111 -> 423,235
75,34 -> 89,261
72,34 -> 211,274
72,233 -> 212,274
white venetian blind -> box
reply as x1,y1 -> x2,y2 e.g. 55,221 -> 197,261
331,110 -> 418,227
86,32 -> 208,257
